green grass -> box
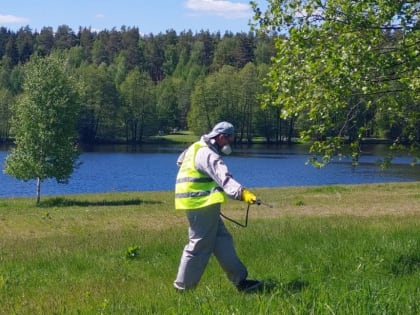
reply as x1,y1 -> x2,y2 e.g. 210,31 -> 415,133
1,183 -> 420,314
151,130 -> 198,145
150,131 -> 277,145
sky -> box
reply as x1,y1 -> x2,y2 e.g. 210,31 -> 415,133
0,0 -> 266,35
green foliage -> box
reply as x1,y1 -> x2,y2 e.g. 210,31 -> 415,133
0,28 -> 279,145
155,77 -> 180,132
76,63 -> 120,143
294,198 -> 304,206
189,63 -> 271,142
2,23 -> 418,154
252,0 -> 420,166
0,87 -> 13,141
125,244 -> 141,260
4,54 -> 81,202
119,69 -> 157,142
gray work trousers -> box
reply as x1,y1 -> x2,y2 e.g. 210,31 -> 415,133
174,203 -> 248,290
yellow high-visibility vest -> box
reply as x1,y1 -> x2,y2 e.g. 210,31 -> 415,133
175,141 -> 226,210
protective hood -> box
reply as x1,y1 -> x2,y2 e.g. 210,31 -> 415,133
204,121 -> 234,139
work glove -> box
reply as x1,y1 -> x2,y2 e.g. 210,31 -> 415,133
242,189 -> 257,204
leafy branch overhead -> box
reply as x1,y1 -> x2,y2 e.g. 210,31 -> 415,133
251,0 -> 420,166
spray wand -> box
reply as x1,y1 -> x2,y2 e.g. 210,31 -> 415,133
256,199 -> 273,208
220,199 -> 273,228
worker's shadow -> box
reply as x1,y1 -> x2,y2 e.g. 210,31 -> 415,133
261,277 -> 309,294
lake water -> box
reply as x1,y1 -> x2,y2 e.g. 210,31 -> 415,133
1,144 -> 420,198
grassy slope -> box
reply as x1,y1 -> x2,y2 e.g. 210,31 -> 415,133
1,183 -> 420,314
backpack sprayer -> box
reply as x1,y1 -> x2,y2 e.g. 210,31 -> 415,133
220,199 -> 273,228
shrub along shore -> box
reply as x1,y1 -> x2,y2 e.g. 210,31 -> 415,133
1,182 -> 420,314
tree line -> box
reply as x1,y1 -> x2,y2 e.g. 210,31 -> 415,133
0,26 -> 289,146
1,0 -> 418,155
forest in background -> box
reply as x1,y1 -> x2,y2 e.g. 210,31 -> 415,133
0,21 -> 414,148
0,26 -> 285,146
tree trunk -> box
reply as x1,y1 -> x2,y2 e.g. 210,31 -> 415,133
36,177 -> 41,204
287,117 -> 295,145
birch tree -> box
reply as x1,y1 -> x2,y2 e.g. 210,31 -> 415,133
5,54 -> 81,203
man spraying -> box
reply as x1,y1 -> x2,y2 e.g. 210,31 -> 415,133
174,121 -> 263,293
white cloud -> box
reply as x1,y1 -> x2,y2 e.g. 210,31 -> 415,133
0,14 -> 29,24
185,0 -> 251,19
95,13 -> 105,19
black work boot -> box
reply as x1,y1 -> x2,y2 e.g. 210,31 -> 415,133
236,279 -> 263,293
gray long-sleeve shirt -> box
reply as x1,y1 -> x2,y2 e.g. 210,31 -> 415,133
177,136 -> 243,200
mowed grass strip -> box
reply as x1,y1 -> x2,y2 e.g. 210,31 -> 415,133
1,182 -> 420,314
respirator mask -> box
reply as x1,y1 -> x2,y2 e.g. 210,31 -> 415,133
209,138 -> 233,156
220,144 -> 232,155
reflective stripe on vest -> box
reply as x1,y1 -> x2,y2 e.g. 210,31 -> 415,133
175,141 -> 226,210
